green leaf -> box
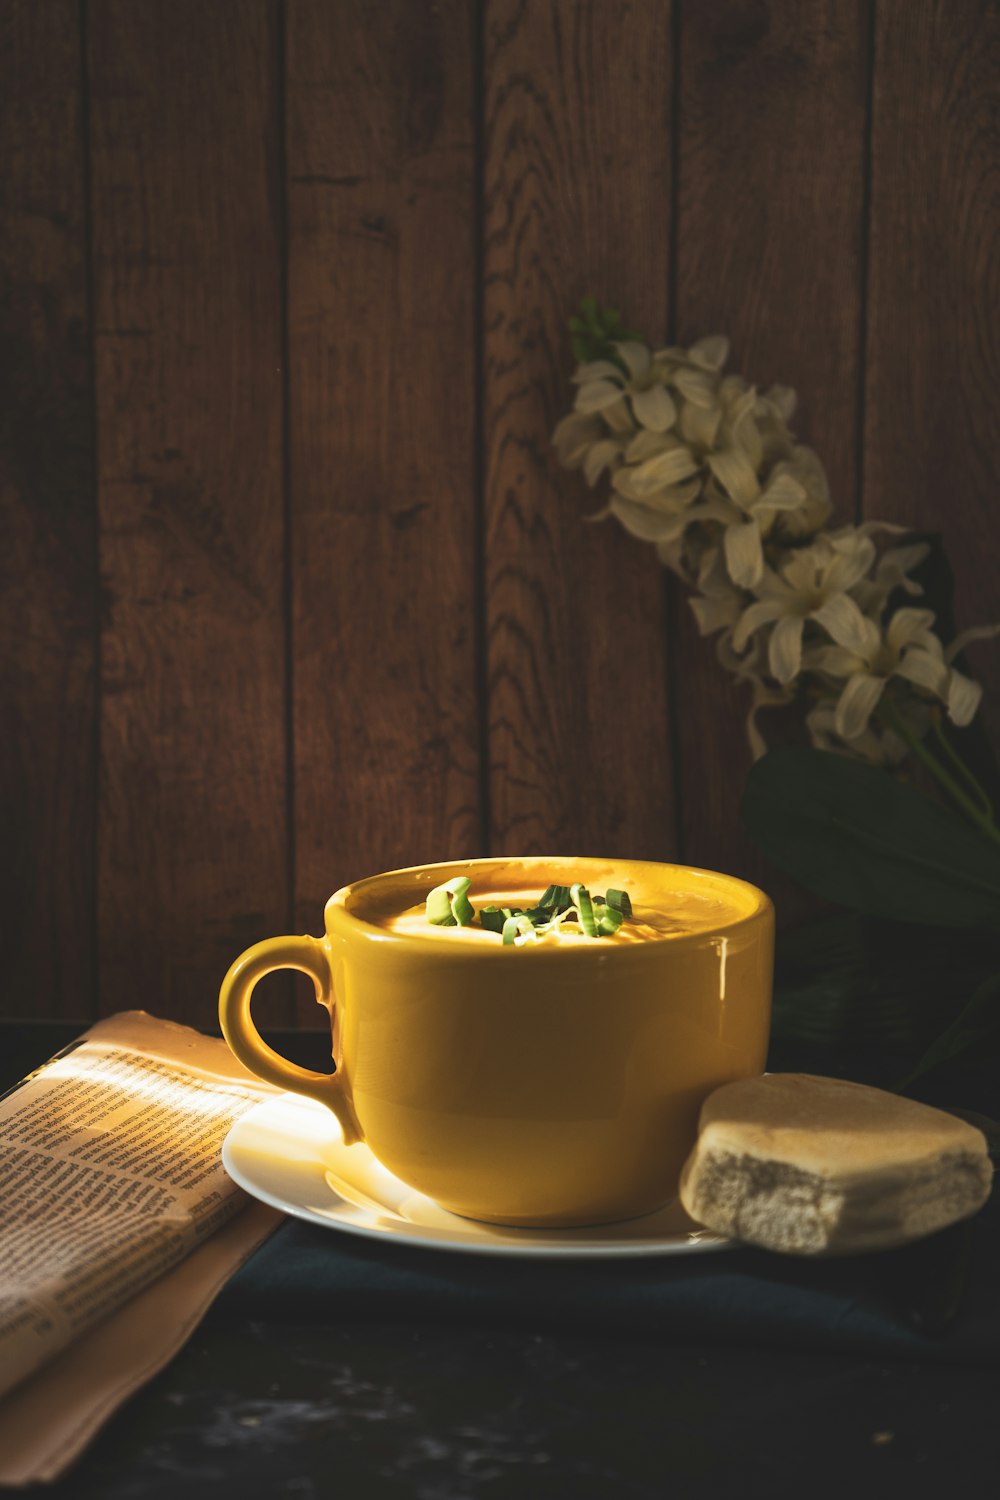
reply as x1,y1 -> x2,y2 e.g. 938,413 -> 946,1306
741,748 -> 1000,927
772,911 -> 921,1049
772,909 -> 1000,1053
582,305 -> 603,337
895,969 -> 1000,1090
900,532 -> 1000,807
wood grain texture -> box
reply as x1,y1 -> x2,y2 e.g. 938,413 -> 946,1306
88,1 -> 289,1024
0,2 -> 96,1018
483,0 -> 677,859
673,0 -> 870,910
287,0 -> 480,1011
865,0 -> 1000,758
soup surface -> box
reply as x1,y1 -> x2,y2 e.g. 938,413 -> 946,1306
371,884 -> 750,946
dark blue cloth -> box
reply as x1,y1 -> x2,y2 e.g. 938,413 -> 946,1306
214,1050 -> 1000,1365
214,1195 -> 997,1364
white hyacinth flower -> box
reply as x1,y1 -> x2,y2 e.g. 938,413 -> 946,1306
731,530 -> 877,684
805,610 -> 1000,741
554,322 -> 998,762
705,444 -> 829,590
573,342 -> 678,433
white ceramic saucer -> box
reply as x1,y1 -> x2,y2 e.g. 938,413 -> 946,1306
222,1093 -> 732,1259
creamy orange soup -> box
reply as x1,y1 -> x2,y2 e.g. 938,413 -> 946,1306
373,884 -> 751,946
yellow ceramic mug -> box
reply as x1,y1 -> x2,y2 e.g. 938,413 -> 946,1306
218,856 -> 773,1227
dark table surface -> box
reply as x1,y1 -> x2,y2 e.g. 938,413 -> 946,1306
2,1019 -> 997,1500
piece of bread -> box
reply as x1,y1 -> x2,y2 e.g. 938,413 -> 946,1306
679,1073 -> 993,1255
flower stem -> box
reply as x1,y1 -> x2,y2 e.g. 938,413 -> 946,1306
930,715 -> 995,822
878,700 -> 1000,848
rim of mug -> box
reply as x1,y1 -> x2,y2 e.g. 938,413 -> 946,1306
323,855 -> 773,958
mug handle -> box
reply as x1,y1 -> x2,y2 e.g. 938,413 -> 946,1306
219,935 -> 362,1145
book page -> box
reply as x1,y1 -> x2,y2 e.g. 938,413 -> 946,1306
0,1012 -> 278,1401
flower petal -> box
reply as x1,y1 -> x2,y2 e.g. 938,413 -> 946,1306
687,335 -> 730,372
672,367 -> 718,409
944,622 -> 1000,662
886,607 -> 939,654
732,598 -> 789,653
834,672 -> 886,741
689,592 -> 741,636
803,644 -> 866,678
570,359 -> 623,385
630,383 -> 677,432
574,378 -> 628,414
723,517 -> 765,589
624,428 -> 669,463
633,442 -> 699,489
679,400 -> 723,451
552,411 -> 603,466
946,668 -> 984,726
873,542 -> 930,593
684,496 -> 741,527
746,681 -> 793,760
609,495 -> 687,543
612,341 -> 651,382
654,536 -> 686,575
696,545 -> 728,594
811,593 -> 876,656
895,647 -> 949,698
756,470 -> 807,513
612,468 -> 698,511
822,535 -> 876,594
582,438 -> 622,487
601,396 -> 636,435
852,519 -> 909,540
707,447 -> 760,510
768,613 -> 805,685
763,384 -> 797,423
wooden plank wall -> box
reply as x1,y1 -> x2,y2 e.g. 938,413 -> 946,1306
2,0 -> 998,1028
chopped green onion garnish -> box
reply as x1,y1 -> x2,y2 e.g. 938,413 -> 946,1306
425,876 -> 475,927
452,888 -> 474,926
570,883 -> 599,938
502,914 -> 536,946
426,887 -> 456,925
427,877 -> 632,942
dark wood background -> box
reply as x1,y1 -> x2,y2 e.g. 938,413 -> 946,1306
2,0 -> 998,1029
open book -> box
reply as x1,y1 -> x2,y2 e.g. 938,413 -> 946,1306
0,1011 -> 278,1405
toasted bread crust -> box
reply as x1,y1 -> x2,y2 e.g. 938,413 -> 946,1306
679,1074 -> 993,1254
